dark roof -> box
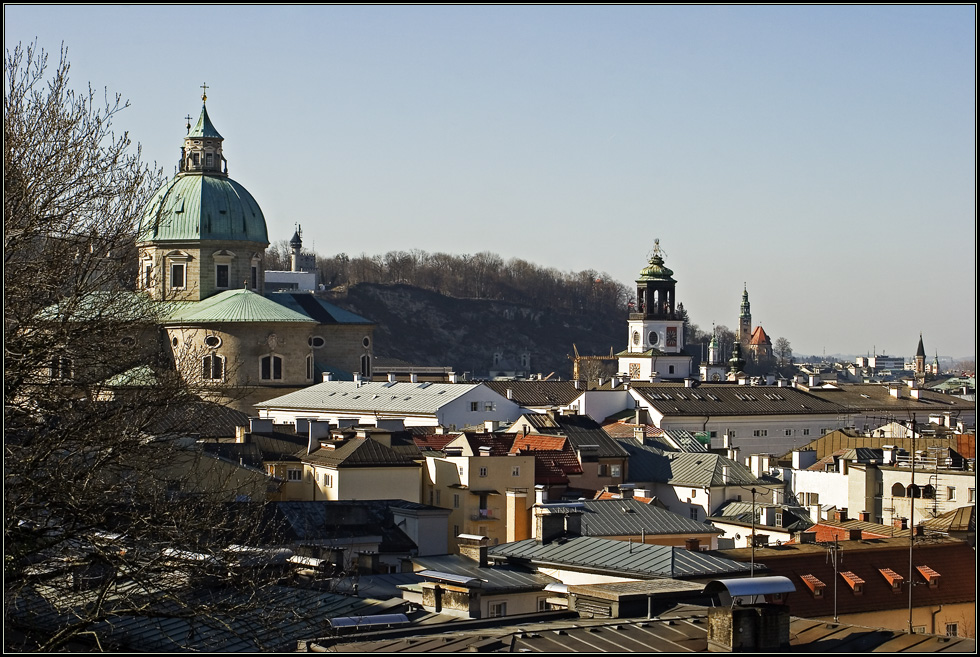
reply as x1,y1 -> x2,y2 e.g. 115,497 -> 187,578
573,499 -> 720,537
630,382 -> 843,417
266,292 -> 374,325
482,381 -> 581,408
802,383 -> 974,416
489,536 -> 754,579
617,437 -> 764,487
300,437 -> 420,468
518,413 -> 629,459
315,606 -> 977,653
412,554 -> 557,593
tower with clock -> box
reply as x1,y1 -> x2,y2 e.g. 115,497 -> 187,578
617,240 -> 693,381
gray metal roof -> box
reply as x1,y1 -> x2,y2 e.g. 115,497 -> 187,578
519,413 -> 629,458
255,380 -> 484,415
572,499 -> 721,537
483,381 -> 581,407
617,438 -> 763,487
489,536 -> 755,579
412,554 -> 557,593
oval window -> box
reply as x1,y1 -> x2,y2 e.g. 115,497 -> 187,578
362,336 -> 371,348
309,336 -> 325,348
649,332 -> 659,345
632,331 -> 640,346
171,337 -> 179,347
204,335 -> 222,348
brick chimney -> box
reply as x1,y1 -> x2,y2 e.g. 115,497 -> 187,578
893,517 -> 908,530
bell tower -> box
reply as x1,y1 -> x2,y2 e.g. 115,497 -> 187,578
738,284 -> 752,347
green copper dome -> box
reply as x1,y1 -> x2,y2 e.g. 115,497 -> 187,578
636,239 -> 675,283
138,173 -> 269,244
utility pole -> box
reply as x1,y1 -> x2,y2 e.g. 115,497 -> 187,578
750,487 -> 757,577
826,536 -> 842,623
908,414 -> 916,634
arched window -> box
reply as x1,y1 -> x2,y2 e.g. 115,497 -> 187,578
922,485 -> 935,500
360,354 -> 371,377
306,354 -> 314,381
891,483 -> 906,497
202,354 -> 224,381
907,484 -> 921,499
261,354 -> 283,381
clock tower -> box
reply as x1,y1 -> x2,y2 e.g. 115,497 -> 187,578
618,240 -> 692,381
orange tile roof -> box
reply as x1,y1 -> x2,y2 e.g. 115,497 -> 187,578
509,434 -> 568,453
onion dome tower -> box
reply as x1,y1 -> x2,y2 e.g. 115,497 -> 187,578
137,87 -> 270,301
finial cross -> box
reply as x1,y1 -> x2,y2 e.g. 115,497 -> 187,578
201,82 -> 209,103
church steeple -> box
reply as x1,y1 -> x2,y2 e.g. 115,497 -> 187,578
738,284 -> 752,347
633,239 -> 677,320
180,84 -> 227,176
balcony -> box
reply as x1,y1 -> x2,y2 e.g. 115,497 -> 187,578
470,508 -> 499,521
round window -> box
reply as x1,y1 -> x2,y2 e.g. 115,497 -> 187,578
309,336 -> 325,348
204,335 -> 221,348
649,332 -> 658,345
171,337 -> 179,347
362,336 -> 371,348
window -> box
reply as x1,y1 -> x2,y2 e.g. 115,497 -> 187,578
260,354 -> 283,380
204,335 -> 221,348
785,429 -> 793,436
170,262 -> 185,289
729,430 -> 737,438
470,402 -> 479,412
538,598 -> 550,612
775,512 -> 783,526
202,354 -> 224,380
753,429 -> 768,437
597,464 -> 608,476
610,464 -> 621,478
484,402 -> 495,412
453,494 -> 460,509
892,483 -> 906,497
205,152 -> 213,167
479,467 -> 488,478
287,469 -> 302,481
511,466 -> 520,477
435,490 -> 441,505
947,486 -> 956,501
453,524 -> 459,537
143,262 -> 153,288
802,429 -> 810,436
360,353 -> 371,377
215,263 -> 229,289
458,465 -> 464,476
308,336 -> 325,348
668,365 -> 675,374
251,265 -> 258,290
488,602 -> 507,618
691,489 -> 698,498
946,623 -> 958,637
323,473 -> 333,487
969,488 -> 976,503
689,507 -> 698,520
306,354 -> 314,380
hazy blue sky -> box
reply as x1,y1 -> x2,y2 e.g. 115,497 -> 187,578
6,5 -> 975,359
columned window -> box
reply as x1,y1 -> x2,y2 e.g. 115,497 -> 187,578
261,354 -> 283,381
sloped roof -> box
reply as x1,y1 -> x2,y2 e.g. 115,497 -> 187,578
575,499 -> 720,537
749,326 -> 771,346
802,383 -> 973,415
254,381 -> 482,415
167,289 -> 316,324
482,381 -> 581,408
617,438 -> 763,487
920,505 -> 976,535
265,292 -> 374,325
630,382 -> 843,417
489,536 -> 754,579
412,554 -> 557,594
518,413 -> 628,458
300,437 -> 420,468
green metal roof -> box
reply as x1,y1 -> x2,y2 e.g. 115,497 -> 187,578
187,104 -> 223,139
167,289 -> 316,324
138,173 -> 268,244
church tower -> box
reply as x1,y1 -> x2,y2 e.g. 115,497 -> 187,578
136,88 -> 269,302
737,284 -> 752,348
699,326 -> 727,382
618,240 -> 692,381
914,333 -> 927,376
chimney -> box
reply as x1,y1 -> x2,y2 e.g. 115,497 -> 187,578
810,504 -> 822,522
834,508 -> 848,522
738,376 -> 749,386
249,416 -> 274,433
353,373 -> 362,386
633,427 -> 646,442
799,531 -> 817,544
684,378 -> 695,388
573,379 -> 581,390
882,445 -> 896,465
620,484 -> 635,499
707,605 -> 790,652
235,425 -> 248,443
534,485 -> 548,506
685,538 -> 700,551
893,517 -> 908,530
859,511 -> 871,522
597,377 -> 605,387
410,373 -> 418,383
535,507 -> 566,543
387,372 -> 396,383
448,372 -> 459,383
484,420 -> 499,432
456,535 -> 489,567
506,388 -> 514,400
721,465 -> 731,484
909,388 -> 921,399
611,376 -> 621,388
309,419 -> 331,440
889,384 -> 902,399
765,374 -> 775,385
808,374 -> 820,387
792,449 -> 817,470
322,372 -> 333,382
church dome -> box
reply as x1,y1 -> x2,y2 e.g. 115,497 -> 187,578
636,239 -> 675,283
137,99 -> 269,246
138,173 -> 268,244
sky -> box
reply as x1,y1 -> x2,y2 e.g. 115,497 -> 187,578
5,5 -> 976,360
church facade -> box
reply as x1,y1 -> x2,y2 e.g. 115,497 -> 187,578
136,93 -> 375,412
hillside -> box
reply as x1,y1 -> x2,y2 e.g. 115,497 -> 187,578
334,283 -> 626,379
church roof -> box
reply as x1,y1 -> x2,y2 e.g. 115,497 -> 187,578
749,325 -> 771,346
187,104 -> 223,139
266,292 -> 374,325
166,289 -> 316,324
138,173 -> 269,244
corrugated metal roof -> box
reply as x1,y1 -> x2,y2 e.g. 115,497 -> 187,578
255,380 -> 480,415
166,289 -> 316,324
138,173 -> 268,244
617,438 -> 762,487
413,555 -> 557,593
483,381 -> 581,407
489,536 -> 754,579
631,382 -> 844,417
266,292 -> 374,325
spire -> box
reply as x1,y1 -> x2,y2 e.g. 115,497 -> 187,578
180,85 -> 227,175
740,284 -> 751,317
916,333 -> 926,358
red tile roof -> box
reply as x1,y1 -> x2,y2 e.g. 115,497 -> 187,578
509,434 -> 568,452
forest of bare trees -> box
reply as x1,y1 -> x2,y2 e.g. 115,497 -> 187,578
266,240 -> 634,316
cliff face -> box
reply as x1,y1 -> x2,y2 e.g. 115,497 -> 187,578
335,283 -> 624,379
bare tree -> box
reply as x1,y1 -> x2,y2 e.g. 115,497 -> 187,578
4,43 -> 283,652
774,336 -> 793,366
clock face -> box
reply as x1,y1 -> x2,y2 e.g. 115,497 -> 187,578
630,363 -> 641,379
632,331 -> 640,346
649,331 -> 658,346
